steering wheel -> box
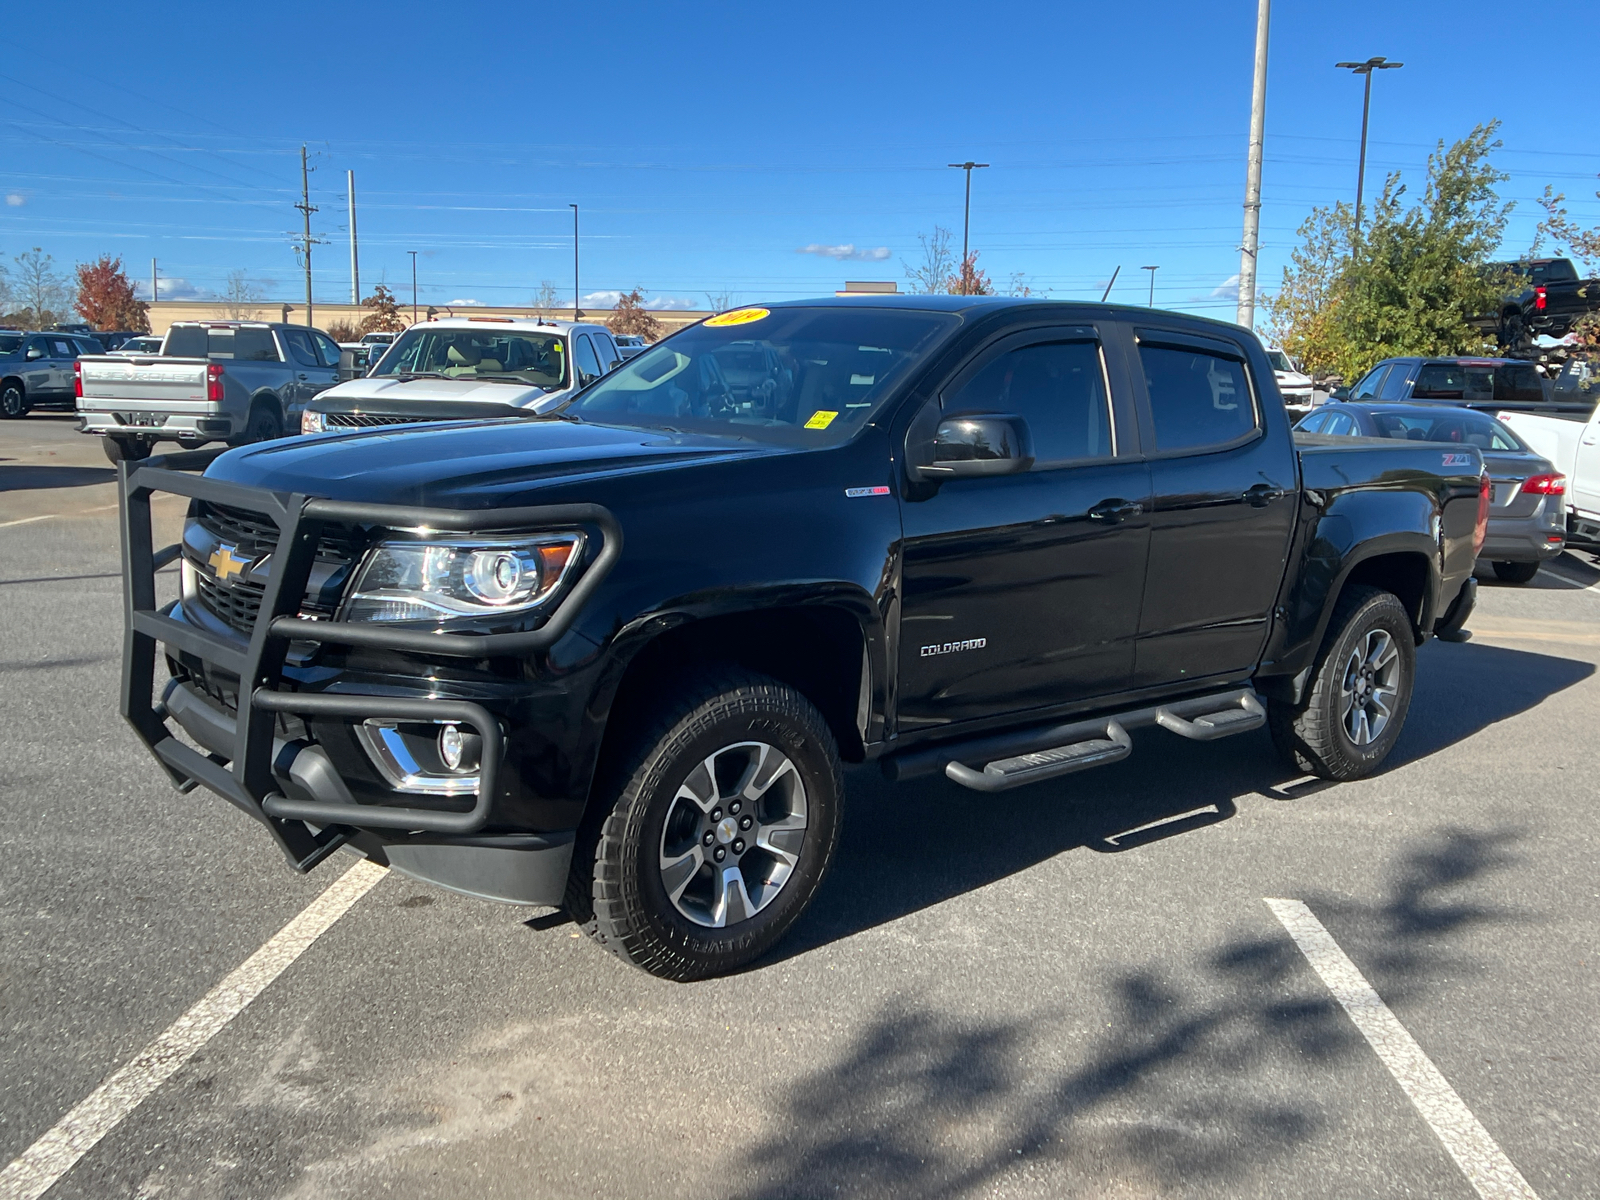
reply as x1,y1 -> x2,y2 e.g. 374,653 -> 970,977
696,354 -> 737,417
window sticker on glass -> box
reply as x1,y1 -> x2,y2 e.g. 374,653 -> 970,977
704,307 -> 770,328
804,410 -> 838,429
850,374 -> 875,385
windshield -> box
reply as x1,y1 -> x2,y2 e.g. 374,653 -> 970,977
1369,411 -> 1523,451
374,327 -> 567,389
1265,351 -> 1292,372
561,307 -> 958,444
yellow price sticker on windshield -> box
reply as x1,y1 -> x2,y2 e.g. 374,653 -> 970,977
804,410 -> 838,430
705,307 -> 770,328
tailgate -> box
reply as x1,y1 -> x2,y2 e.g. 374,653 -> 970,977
77,355 -> 211,409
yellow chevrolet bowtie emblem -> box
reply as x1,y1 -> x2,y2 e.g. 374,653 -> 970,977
208,545 -> 249,582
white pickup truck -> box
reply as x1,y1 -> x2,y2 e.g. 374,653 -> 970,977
1500,402 -> 1600,543
76,321 -> 353,463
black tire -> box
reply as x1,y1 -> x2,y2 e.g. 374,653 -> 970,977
1491,560 -> 1540,584
1268,585 -> 1416,781
576,669 -> 843,981
0,382 -> 27,419
102,435 -> 152,464
1501,311 -> 1525,351
232,399 -> 283,446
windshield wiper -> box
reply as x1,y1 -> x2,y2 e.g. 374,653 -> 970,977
472,373 -> 556,387
387,371 -> 448,380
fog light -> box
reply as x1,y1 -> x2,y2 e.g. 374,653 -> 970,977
440,724 -> 466,771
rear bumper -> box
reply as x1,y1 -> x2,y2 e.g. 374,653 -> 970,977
79,408 -> 234,439
117,447 -> 620,898
1480,511 -> 1566,563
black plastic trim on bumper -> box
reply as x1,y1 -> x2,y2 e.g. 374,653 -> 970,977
119,445 -> 621,867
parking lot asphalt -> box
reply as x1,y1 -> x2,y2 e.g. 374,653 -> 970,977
3,414 -> 1598,1199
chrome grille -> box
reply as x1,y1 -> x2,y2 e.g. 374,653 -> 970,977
326,412 -> 424,428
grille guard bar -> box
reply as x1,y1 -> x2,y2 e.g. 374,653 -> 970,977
119,445 -> 622,868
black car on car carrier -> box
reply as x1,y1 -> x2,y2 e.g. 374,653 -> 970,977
118,297 -> 1490,980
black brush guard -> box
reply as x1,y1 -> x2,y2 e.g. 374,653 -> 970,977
119,446 -> 621,871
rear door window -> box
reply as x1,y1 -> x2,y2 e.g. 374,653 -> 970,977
1295,411 -> 1330,433
281,328 -> 320,367
1136,336 -> 1259,453
1377,363 -> 1412,400
312,331 -> 343,367
943,334 -> 1114,464
1322,412 -> 1357,436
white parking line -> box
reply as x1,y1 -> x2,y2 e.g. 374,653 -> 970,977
0,859 -> 386,1200
1265,898 -> 1539,1200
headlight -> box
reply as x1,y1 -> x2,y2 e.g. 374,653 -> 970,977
301,410 -> 326,434
340,534 -> 583,623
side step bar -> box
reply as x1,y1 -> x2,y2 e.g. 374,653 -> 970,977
884,687 -> 1266,794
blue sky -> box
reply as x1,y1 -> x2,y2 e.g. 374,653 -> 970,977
3,0 -> 1596,325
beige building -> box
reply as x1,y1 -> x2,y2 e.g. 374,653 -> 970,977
143,300 -> 713,339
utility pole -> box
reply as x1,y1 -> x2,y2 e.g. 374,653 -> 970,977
1237,0 -> 1270,330
1335,56 -> 1404,238
151,258 -> 158,304
294,144 -> 320,327
1142,265 -> 1160,307
570,204 -> 581,319
947,161 -> 989,291
408,250 -> 418,324
348,169 -> 359,306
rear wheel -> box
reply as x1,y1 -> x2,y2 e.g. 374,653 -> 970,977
0,382 -> 27,419
232,400 -> 282,446
1269,585 -> 1416,780
1491,560 -> 1540,584
576,669 -> 843,981
1501,311 -> 1525,351
102,435 -> 152,464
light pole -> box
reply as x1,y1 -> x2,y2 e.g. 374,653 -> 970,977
1335,56 -> 1404,238
1141,265 -> 1159,307
570,204 -> 581,319
1237,0 -> 1270,330
408,250 -> 418,324
946,161 -> 989,291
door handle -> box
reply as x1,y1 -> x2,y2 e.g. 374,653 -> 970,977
1087,498 -> 1144,523
297,373 -> 309,380
1243,484 -> 1287,507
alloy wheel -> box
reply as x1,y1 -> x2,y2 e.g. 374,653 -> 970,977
658,740 -> 808,928
1339,628 -> 1400,746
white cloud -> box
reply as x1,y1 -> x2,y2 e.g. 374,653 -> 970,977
581,290 -> 623,308
5,194 -> 24,207
446,298 -> 486,306
797,243 -> 891,262
580,291 -> 698,311
1210,274 -> 1241,301
135,275 -> 209,301
643,296 -> 697,311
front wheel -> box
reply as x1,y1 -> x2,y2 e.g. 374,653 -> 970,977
1269,585 -> 1416,780
577,670 -> 843,981
1491,560 -> 1540,584
0,382 -> 27,419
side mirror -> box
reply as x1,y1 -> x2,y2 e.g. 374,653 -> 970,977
909,412 -> 1034,480
337,348 -> 359,381
578,371 -> 597,388
1327,385 -> 1349,401
25,347 -> 44,361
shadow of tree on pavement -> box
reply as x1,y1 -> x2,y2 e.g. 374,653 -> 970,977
735,828 -> 1521,1200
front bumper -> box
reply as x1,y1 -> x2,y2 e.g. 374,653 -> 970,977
118,447 -> 620,900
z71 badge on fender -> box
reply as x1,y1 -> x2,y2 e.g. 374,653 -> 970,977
921,638 -> 987,658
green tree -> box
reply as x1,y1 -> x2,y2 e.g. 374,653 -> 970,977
1531,183 -> 1600,353
1265,123 -> 1511,381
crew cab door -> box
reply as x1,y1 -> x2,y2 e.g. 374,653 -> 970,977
1574,411 -> 1600,519
1125,326 -> 1298,687
896,323 -> 1150,731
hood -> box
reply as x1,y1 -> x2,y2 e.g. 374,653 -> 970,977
205,417 -> 785,505
1274,369 -> 1313,389
311,375 -> 570,412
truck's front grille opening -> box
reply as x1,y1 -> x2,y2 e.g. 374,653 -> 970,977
184,501 -> 367,639
326,413 -> 427,428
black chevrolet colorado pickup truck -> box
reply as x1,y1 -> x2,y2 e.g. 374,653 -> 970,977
117,297 -> 1489,980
